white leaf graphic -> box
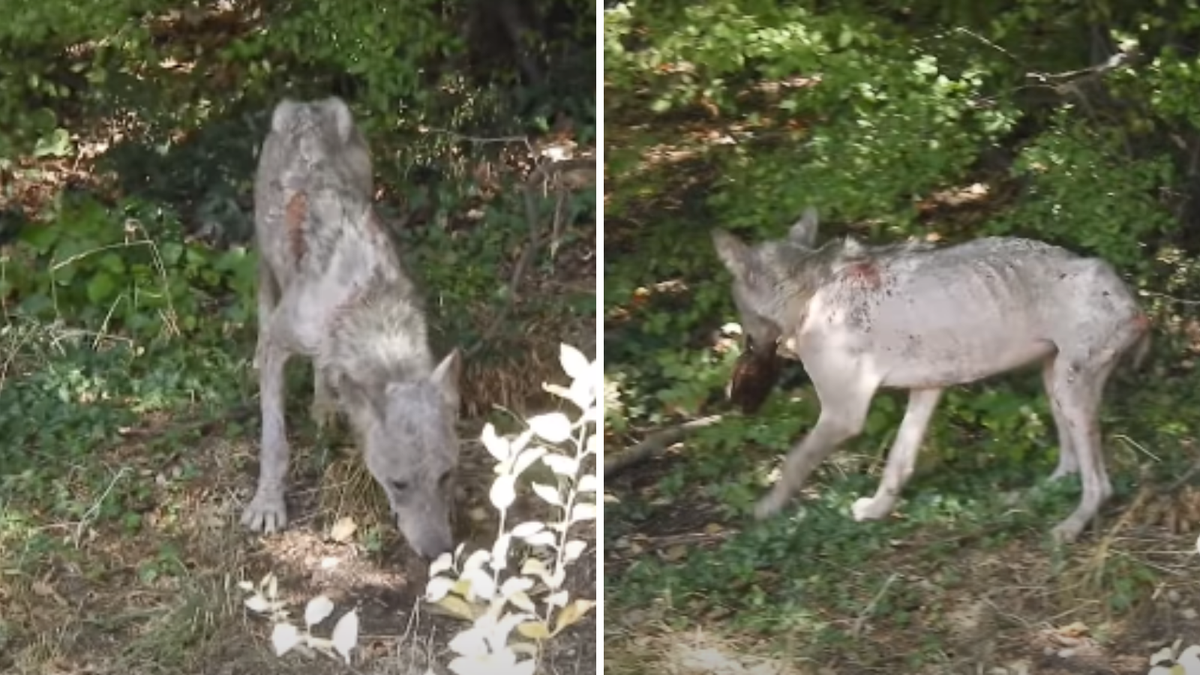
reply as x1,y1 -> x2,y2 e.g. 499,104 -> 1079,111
271,622 -> 301,656
510,521 -> 545,538
462,548 -> 492,575
566,376 -> 595,410
429,552 -> 455,578
577,474 -> 597,493
509,429 -> 535,456
304,595 -> 334,627
563,539 -> 588,563
490,474 -> 517,510
244,594 -> 271,613
559,343 -> 591,382
508,590 -> 536,612
546,590 -> 569,608
525,531 -> 558,547
481,423 -> 510,462
512,446 -> 547,477
531,482 -> 562,506
499,576 -> 534,598
543,454 -> 579,476
448,625 -> 489,658
425,575 -> 456,603
571,502 -> 597,522
528,412 -> 572,444
332,608 -> 359,664
462,567 -> 496,601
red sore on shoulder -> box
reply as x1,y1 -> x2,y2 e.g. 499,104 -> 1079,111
844,260 -> 882,289
285,191 -> 309,261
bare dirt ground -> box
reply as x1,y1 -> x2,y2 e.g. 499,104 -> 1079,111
604,448 -> 1200,675
3,354 -> 597,675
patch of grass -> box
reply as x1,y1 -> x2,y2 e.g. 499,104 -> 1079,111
606,353 -> 1200,669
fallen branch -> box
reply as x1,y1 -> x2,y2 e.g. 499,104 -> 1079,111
604,415 -> 724,478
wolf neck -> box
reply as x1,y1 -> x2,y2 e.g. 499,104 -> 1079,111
325,279 -> 434,384
758,239 -> 846,327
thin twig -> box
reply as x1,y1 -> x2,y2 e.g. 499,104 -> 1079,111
852,573 -> 899,637
1139,290 -> 1200,306
418,126 -> 534,151
1115,433 -> 1162,465
604,415 -> 724,478
954,27 -> 1020,62
74,467 -> 130,548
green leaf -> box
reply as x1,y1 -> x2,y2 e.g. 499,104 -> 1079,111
86,271 -> 117,303
19,224 -> 59,253
33,128 -> 72,158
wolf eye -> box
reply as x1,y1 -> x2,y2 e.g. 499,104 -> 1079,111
438,471 -> 453,488
390,480 -> 410,493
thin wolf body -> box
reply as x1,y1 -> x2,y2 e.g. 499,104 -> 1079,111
244,96 -> 463,559
713,208 -> 1150,543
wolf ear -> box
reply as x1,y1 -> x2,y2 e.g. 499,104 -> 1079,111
712,229 -> 754,279
319,96 -> 356,144
270,98 -> 301,134
430,349 -> 463,411
788,207 -> 820,248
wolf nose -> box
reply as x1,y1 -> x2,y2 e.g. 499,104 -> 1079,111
414,535 -> 453,560
400,516 -> 453,560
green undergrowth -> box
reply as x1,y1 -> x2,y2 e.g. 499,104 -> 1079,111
605,360 -> 1200,658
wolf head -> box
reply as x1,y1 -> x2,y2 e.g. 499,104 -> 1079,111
711,207 -> 824,346
264,96 -> 373,197
342,350 -> 463,559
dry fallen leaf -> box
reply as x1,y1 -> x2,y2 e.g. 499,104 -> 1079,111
329,516 -> 357,543
662,544 -> 688,562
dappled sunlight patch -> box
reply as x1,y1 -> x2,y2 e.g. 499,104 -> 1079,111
606,625 -> 810,675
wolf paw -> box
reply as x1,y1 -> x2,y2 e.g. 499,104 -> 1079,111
851,496 -> 892,522
309,398 -> 339,431
1050,519 -> 1083,544
242,490 -> 288,534
753,490 -> 790,520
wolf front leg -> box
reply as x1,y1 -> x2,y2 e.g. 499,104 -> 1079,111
242,337 -> 293,534
754,357 -> 878,520
852,387 -> 943,521
252,265 -> 278,371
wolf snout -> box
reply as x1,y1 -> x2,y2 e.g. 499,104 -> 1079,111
396,513 -> 454,559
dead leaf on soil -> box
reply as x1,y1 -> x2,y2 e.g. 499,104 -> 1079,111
662,544 -> 688,562
328,516 -> 357,543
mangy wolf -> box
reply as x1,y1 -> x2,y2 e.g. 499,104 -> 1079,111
243,96 -> 463,559
713,208 -> 1150,543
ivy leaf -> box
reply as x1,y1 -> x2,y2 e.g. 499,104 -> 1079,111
86,271 -> 117,304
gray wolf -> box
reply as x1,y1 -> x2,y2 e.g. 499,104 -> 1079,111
243,96 -> 462,559
713,207 -> 1150,543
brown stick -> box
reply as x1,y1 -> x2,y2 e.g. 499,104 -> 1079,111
604,415 -> 724,478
